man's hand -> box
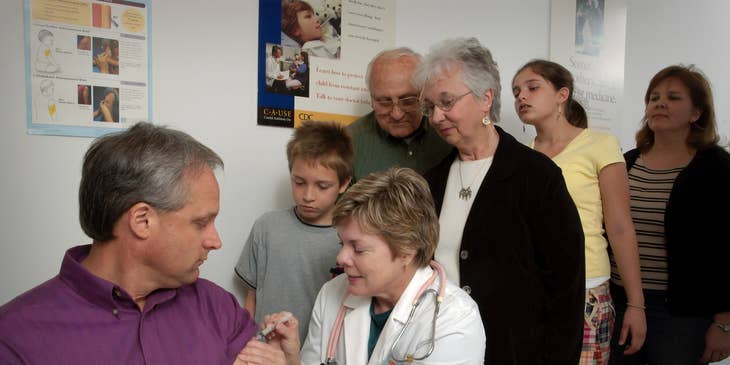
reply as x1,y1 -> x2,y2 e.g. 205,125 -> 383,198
234,340 -> 286,365
701,324 -> 730,363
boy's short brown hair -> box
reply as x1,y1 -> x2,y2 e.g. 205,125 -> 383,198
286,121 -> 354,185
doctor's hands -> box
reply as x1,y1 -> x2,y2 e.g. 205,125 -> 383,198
262,311 -> 301,356
235,311 -> 301,365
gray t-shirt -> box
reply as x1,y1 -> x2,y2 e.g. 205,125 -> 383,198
235,207 -> 340,342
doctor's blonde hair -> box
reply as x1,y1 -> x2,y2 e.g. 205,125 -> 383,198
332,167 -> 438,267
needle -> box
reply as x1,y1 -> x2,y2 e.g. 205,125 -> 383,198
256,313 -> 293,342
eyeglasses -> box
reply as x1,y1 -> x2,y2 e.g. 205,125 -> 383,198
421,91 -> 472,118
372,96 -> 421,113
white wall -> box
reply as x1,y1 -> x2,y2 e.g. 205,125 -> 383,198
621,0 -> 730,150
397,0 -> 730,149
0,0 -> 295,304
1,2 -> 728,361
396,0 -> 549,144
1,1 -> 94,301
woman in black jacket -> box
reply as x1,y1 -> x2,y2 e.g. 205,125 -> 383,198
610,65 -> 730,365
415,37 -> 585,365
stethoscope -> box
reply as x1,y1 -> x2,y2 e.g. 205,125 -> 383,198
322,261 -> 446,365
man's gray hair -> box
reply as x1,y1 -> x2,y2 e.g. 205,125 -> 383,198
413,37 -> 502,123
365,47 -> 422,90
79,122 -> 223,241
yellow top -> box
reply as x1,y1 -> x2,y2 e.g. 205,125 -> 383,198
534,129 -> 624,278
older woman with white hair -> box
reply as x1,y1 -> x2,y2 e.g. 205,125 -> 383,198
416,37 -> 585,365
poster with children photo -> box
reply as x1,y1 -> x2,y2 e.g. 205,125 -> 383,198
280,0 -> 341,59
256,0 -> 394,128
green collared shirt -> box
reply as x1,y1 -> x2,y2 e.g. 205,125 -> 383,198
347,112 -> 451,181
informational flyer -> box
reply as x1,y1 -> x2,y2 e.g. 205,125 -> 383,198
257,0 -> 395,127
25,0 -> 152,137
550,0 -> 626,133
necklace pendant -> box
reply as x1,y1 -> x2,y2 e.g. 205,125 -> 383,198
458,187 -> 472,200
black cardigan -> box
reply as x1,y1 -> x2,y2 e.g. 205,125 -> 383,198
622,146 -> 730,316
425,126 -> 585,365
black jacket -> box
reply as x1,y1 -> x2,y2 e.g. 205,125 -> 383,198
623,146 -> 730,316
425,126 -> 585,365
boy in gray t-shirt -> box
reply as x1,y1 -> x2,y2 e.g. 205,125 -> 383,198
235,121 -> 353,342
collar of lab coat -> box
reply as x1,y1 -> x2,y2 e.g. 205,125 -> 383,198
340,265 -> 436,364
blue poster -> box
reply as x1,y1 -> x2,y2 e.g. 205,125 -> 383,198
257,0 -> 394,128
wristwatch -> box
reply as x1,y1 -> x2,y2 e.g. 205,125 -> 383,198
714,322 -> 730,333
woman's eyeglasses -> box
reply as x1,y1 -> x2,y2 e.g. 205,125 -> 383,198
421,91 -> 472,117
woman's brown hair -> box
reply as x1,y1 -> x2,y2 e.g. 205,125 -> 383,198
514,59 -> 588,128
636,65 -> 718,152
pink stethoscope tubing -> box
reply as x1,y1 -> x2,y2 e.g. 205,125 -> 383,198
323,261 -> 446,365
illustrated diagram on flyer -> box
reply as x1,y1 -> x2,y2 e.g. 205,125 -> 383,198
25,0 -> 151,137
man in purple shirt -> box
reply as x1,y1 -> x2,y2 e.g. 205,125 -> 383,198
0,123 -> 299,365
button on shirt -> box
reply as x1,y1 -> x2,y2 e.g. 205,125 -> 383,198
0,245 -> 257,364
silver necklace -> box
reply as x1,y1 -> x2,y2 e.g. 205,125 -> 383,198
457,158 -> 489,200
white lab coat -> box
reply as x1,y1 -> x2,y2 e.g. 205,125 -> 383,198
266,56 -> 285,87
301,266 -> 485,365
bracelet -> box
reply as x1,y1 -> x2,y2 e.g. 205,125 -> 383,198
714,322 -> 730,333
626,302 -> 646,310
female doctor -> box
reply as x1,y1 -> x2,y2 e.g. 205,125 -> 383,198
299,167 -> 485,365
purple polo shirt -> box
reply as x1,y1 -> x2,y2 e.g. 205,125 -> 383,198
0,245 -> 257,365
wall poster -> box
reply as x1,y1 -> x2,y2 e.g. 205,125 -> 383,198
550,0 -> 626,133
257,0 -> 395,128
25,0 -> 152,137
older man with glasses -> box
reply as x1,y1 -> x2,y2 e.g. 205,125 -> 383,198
347,48 -> 451,181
